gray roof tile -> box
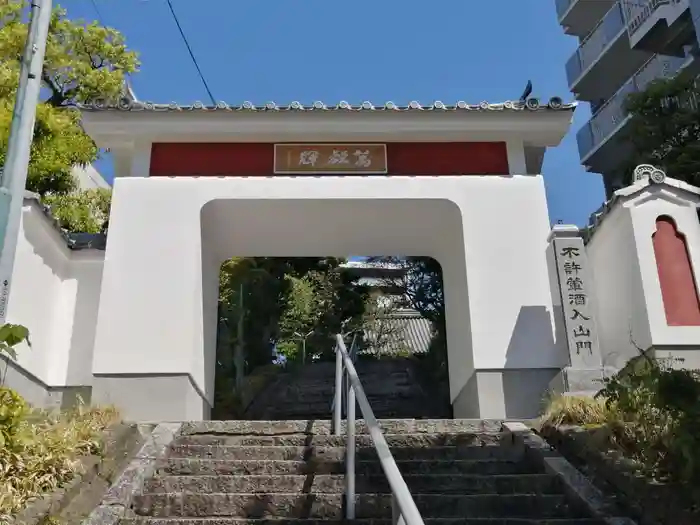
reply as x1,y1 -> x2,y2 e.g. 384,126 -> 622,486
76,97 -> 576,113
361,309 -> 434,356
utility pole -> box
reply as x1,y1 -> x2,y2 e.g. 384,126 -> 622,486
0,0 -> 53,323
294,329 -> 314,365
234,283 -> 245,390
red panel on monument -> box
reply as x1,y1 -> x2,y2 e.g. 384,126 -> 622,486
652,216 -> 700,326
149,142 -> 509,177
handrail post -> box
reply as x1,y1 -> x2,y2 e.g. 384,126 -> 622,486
333,342 -> 343,436
345,367 -> 356,519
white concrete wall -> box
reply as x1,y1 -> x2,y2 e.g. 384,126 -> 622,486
586,205 -> 649,369
628,185 -> 700,347
586,180 -> 700,369
92,174 -> 564,420
72,164 -> 110,190
4,200 -> 104,390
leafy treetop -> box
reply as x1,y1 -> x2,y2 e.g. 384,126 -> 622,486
624,73 -> 700,187
0,0 -> 138,195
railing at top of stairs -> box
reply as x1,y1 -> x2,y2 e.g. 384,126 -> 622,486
332,332 -> 426,525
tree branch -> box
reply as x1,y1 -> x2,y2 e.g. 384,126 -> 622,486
42,72 -> 66,106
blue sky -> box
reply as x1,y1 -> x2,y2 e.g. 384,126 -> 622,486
60,0 -> 605,226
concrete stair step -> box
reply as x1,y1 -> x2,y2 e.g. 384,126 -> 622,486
173,432 -> 503,448
167,445 -> 519,462
143,473 -> 563,495
265,391 -> 420,403
159,459 -> 538,477
181,420 -> 503,436
119,517 -> 605,525
131,493 -> 579,519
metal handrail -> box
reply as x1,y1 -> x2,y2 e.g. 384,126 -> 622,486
332,333 -> 425,525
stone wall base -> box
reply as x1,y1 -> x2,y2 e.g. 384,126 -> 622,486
92,374 -> 211,422
452,367 -> 561,419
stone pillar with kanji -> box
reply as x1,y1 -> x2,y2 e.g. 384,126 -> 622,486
547,225 -> 611,395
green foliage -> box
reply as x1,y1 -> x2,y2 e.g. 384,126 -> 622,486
596,358 -> 700,484
278,275 -> 317,344
43,188 -> 111,233
0,401 -> 120,521
367,256 -> 446,373
0,0 -> 139,195
0,322 -> 30,360
624,73 -> 700,186
0,386 -> 27,449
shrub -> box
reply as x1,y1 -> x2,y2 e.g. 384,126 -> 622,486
43,188 -> 111,234
0,323 -> 121,520
597,358 -> 700,484
0,387 -> 28,449
0,403 -> 120,521
540,394 -> 615,428
542,357 -> 700,486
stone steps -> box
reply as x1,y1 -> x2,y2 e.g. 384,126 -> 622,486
180,419 -> 503,436
131,493 -> 578,519
123,518 -> 603,525
167,445 -> 519,462
173,431 -> 502,447
159,458 -> 533,476
126,419 -> 604,525
243,358 -> 445,420
144,473 -> 563,495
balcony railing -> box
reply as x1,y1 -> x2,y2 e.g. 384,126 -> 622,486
623,0 -> 676,36
556,0 -> 575,19
566,1 -> 625,85
577,53 -> 687,159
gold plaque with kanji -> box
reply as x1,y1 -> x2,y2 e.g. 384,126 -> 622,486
274,144 -> 387,174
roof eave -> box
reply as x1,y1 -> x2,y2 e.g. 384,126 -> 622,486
81,107 -> 575,151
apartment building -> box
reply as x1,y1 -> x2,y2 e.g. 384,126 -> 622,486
556,0 -> 700,194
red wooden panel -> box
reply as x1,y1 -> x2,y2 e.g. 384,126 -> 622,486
652,215 -> 700,326
149,142 -> 509,177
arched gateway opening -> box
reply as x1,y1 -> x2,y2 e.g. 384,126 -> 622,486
84,99 -> 574,422
202,199 -> 458,420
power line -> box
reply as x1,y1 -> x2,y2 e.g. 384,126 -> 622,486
165,0 -> 216,105
89,0 -> 105,25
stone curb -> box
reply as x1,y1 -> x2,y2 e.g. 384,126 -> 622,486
501,422 -> 637,525
81,422 -> 183,525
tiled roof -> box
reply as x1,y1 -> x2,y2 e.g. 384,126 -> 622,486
361,309 -> 434,356
76,97 -> 576,113
582,166 -> 700,244
24,192 -> 106,251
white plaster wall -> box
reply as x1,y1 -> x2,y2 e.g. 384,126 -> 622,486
586,206 -> 650,369
5,201 -> 104,387
627,186 -> 700,346
93,174 -> 561,410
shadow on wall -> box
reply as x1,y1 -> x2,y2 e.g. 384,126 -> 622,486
503,305 -> 563,419
22,204 -> 104,403
23,206 -> 70,280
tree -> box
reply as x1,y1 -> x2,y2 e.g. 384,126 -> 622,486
358,290 -> 406,357
367,256 -> 445,325
624,73 -> 700,186
0,1 -> 139,194
367,256 -> 447,374
217,257 -> 368,379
